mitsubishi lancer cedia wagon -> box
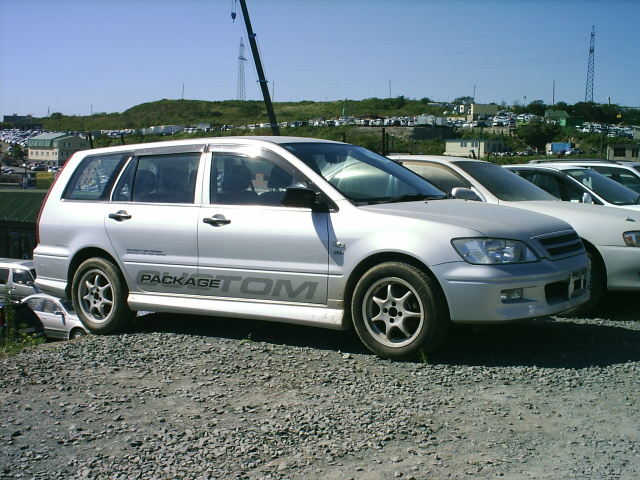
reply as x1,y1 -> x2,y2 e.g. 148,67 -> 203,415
34,137 -> 590,359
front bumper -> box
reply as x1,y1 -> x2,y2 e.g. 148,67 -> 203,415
432,256 -> 590,323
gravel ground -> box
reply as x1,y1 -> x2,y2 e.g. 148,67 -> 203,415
1,292 -> 638,480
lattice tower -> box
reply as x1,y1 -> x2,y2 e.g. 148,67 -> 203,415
237,38 -> 247,101
585,26 -> 595,102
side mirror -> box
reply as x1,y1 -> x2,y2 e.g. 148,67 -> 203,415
581,192 -> 594,204
451,187 -> 482,202
282,188 -> 326,211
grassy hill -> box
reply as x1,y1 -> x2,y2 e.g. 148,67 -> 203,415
41,98 -> 445,132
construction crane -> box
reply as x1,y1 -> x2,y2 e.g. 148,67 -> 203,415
232,0 -> 280,135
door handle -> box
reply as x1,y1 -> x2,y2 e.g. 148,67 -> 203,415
203,214 -> 231,226
108,210 -> 132,221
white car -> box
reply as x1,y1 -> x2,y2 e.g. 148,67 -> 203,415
528,159 -> 640,194
390,155 -> 640,314
505,163 -> 640,211
33,137 -> 590,360
22,293 -> 89,340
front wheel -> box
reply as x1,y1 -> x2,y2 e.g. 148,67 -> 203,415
71,257 -> 135,334
351,262 -> 449,360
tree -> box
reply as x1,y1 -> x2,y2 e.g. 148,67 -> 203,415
526,100 -> 547,116
10,144 -> 23,160
516,122 -> 562,151
453,96 -> 474,105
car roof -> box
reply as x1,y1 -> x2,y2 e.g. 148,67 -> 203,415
71,136 -> 345,157
0,258 -> 35,268
22,293 -> 60,302
388,154 -> 481,165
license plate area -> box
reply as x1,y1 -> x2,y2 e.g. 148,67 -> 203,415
568,268 -> 587,299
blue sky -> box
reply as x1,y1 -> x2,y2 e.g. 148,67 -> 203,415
1,0 -> 639,118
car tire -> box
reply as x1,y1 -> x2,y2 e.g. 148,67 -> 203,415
69,328 -> 86,339
351,262 -> 449,360
72,257 -> 135,334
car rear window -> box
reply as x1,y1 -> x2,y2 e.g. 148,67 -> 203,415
63,153 -> 131,201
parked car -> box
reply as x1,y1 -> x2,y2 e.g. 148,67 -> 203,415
34,137 -> 590,360
22,293 -> 89,340
390,155 -> 640,314
0,258 -> 40,301
505,163 -> 640,211
529,159 -> 640,194
0,301 -> 45,340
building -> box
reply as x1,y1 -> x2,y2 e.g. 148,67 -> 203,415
607,143 -> 640,160
544,109 -> 584,128
444,139 -> 505,158
0,189 -> 46,259
469,104 -> 499,119
27,133 -> 89,167
2,114 -> 42,130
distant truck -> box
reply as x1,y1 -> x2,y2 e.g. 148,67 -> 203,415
415,114 -> 447,127
546,142 -> 572,155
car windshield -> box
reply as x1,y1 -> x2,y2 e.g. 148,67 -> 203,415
282,143 -> 446,204
454,161 -> 557,201
562,168 -> 640,205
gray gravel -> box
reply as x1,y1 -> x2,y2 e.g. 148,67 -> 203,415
1,292 -> 639,480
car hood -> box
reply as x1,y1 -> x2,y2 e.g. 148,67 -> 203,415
501,200 -> 639,246
360,199 -> 574,238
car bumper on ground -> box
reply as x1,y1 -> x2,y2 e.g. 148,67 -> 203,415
433,257 -> 590,323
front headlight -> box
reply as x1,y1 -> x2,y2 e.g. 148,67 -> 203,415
452,238 -> 539,264
623,231 -> 640,247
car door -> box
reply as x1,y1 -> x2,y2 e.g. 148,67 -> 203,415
105,148 -> 203,295
197,146 -> 330,304
40,298 -> 66,339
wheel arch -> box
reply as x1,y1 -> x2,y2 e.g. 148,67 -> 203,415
66,248 -> 122,298
343,252 -> 450,325
580,238 -> 607,288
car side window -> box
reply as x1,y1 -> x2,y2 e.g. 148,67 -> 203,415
210,153 -> 305,206
519,171 -> 584,202
43,300 -> 58,314
113,153 -> 200,203
0,268 -> 8,285
12,269 -> 34,284
405,163 -> 470,194
63,153 -> 130,201
25,298 -> 43,312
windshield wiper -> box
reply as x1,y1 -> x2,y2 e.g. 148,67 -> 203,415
366,193 -> 445,205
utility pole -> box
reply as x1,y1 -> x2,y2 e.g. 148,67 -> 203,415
237,0 -> 280,135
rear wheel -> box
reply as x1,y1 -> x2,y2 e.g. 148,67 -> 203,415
351,262 -> 449,360
71,257 -> 135,334
69,328 -> 86,339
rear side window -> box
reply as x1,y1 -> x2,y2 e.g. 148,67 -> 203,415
12,269 -> 35,284
0,268 -> 8,285
63,153 -> 130,201
113,153 -> 200,204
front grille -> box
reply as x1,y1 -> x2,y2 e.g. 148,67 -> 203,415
534,230 -> 585,260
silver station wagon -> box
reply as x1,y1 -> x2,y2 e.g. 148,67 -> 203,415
34,137 -> 589,359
